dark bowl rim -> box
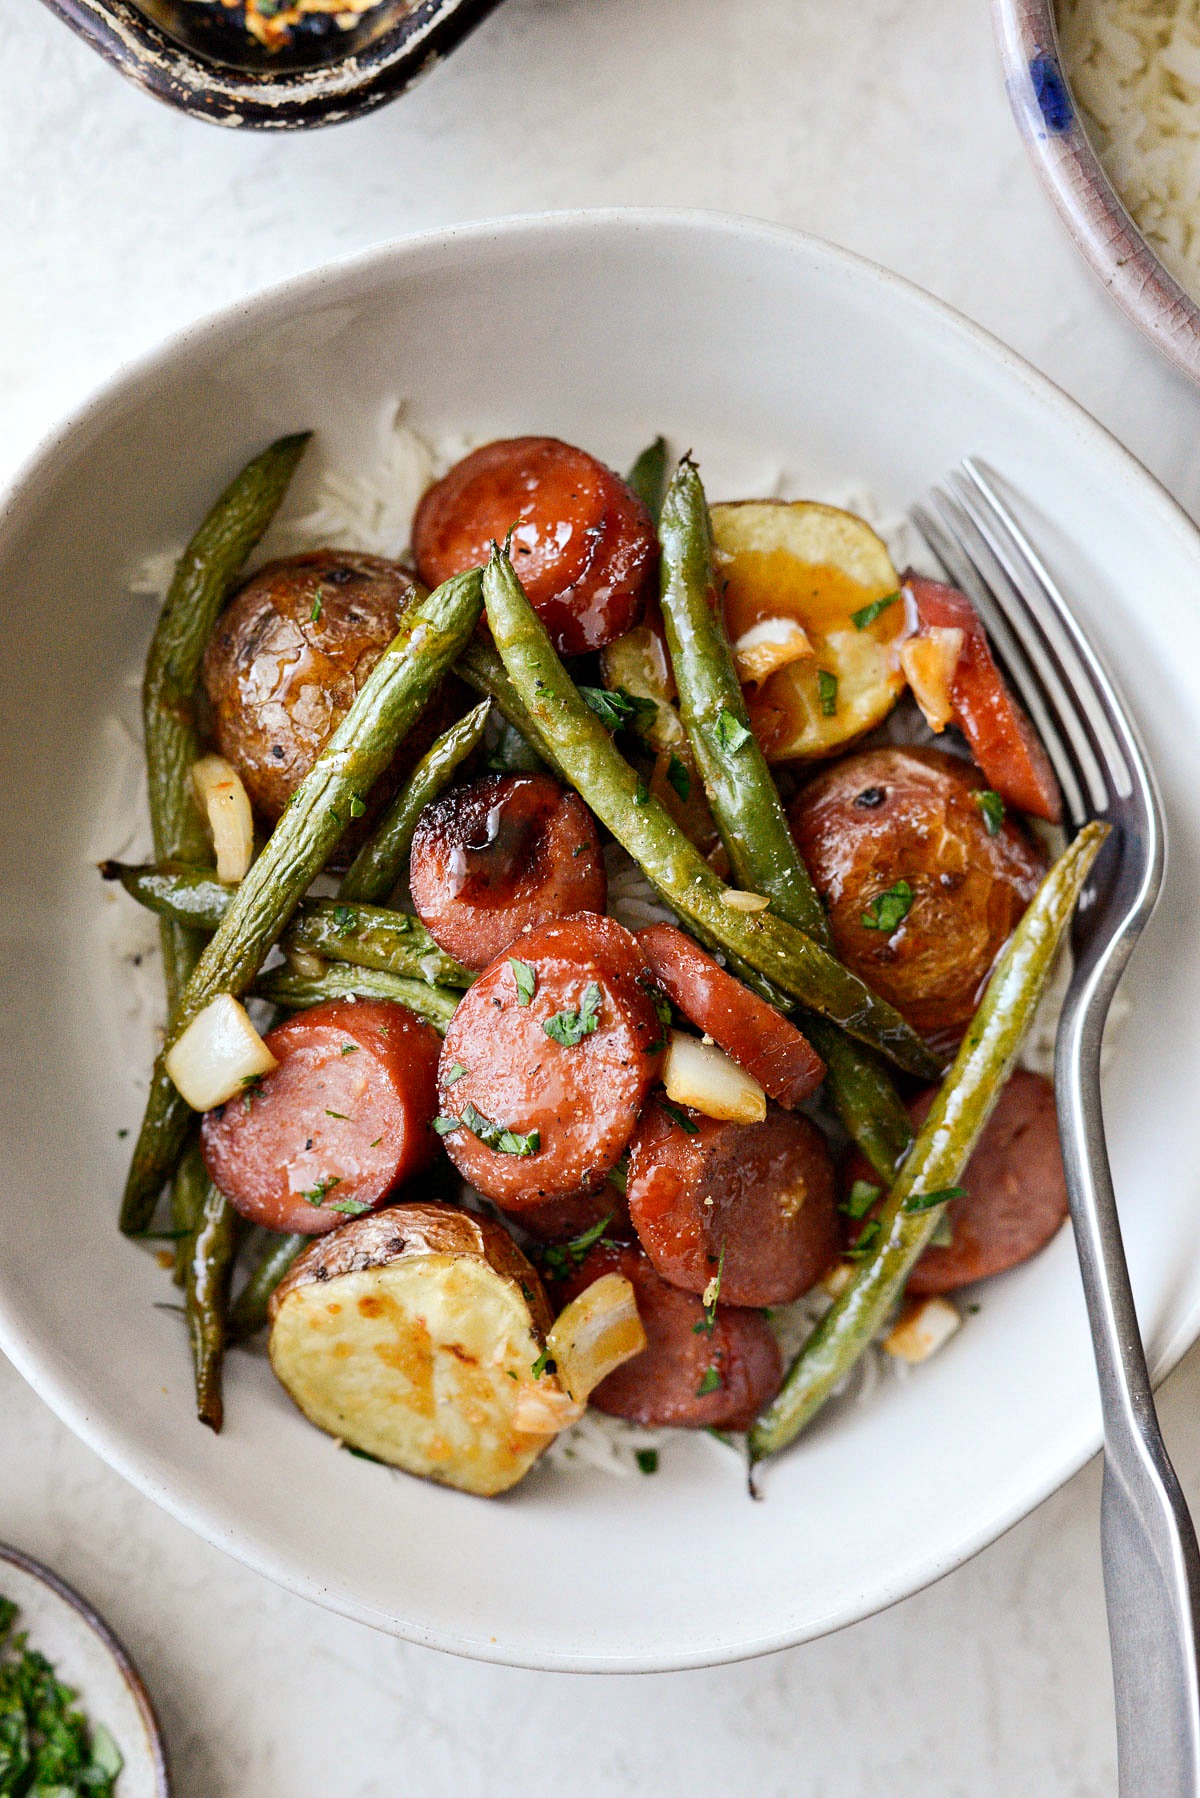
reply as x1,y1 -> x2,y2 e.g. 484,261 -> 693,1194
990,0 -> 1200,385
37,0 -> 503,129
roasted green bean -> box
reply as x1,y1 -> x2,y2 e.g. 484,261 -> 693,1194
749,821 -> 1108,1461
255,962 -> 460,1031
481,545 -> 940,1078
339,699 -> 490,903
125,566 -> 484,1208
227,1232 -> 307,1345
175,1140 -> 238,1430
457,638 -> 566,781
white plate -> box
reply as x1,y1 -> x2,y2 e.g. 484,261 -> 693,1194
1,210 -> 1199,1672
0,1546 -> 169,1793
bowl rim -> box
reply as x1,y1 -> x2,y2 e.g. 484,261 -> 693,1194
37,0 -> 502,130
6,207 -> 1200,1669
990,0 -> 1200,385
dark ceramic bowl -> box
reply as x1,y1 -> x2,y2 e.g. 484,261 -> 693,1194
39,0 -> 503,129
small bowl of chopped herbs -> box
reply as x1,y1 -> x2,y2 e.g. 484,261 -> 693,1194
0,1546 -> 168,1796
36,0 -> 503,130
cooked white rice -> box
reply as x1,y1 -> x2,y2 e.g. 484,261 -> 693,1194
110,405 -> 1094,1481
1058,0 -> 1200,297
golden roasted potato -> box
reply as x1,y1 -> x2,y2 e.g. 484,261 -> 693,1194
269,1203 -> 560,1497
710,501 -> 905,761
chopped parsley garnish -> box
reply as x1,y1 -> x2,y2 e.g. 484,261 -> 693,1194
638,975 -> 673,1053
847,1218 -> 882,1259
666,754 -> 691,802
531,1348 -> 556,1379
301,1175 -> 342,1208
817,668 -> 839,717
635,1449 -> 659,1475
696,1365 -> 723,1396
324,1108 -> 350,1121
839,1178 -> 881,1220
461,1102 -> 540,1158
634,775 -> 650,806
327,1197 -> 372,1217
332,904 -> 358,935
432,1116 -> 460,1136
608,1154 -> 630,1195
850,590 -> 900,630
580,685 -> 658,733
369,1136 -> 383,1148
344,1443 -> 387,1465
693,1240 -> 726,1337
903,1186 -> 968,1213
310,591 -> 323,622
444,1061 -> 467,1085
660,1101 -> 699,1135
715,709 -> 751,753
240,1073 -> 264,1111
973,789 -> 1005,836
341,1043 -> 360,1055
349,794 -> 366,820
116,1127 -> 128,1139
543,982 -> 602,1047
509,958 -> 537,1006
861,879 -> 913,932
0,1595 -> 123,1795
541,1212 -> 613,1280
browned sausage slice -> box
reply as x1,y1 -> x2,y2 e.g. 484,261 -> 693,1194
788,745 -> 1045,1052
627,1099 -> 839,1306
558,1242 -> 782,1430
436,914 -> 663,1208
637,922 -> 824,1106
514,1176 -> 634,1245
201,998 -> 440,1234
409,773 -> 607,971
412,437 -> 657,654
840,1069 -> 1069,1291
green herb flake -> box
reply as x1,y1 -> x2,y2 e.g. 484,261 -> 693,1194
344,1443 -> 388,1465
341,1042 -> 360,1056
903,1186 -> 968,1214
838,1178 -> 881,1221
850,590 -> 900,630
461,1101 -> 539,1158
580,685 -> 658,734
846,1218 -> 882,1260
660,1101 -> 699,1135
543,981 -> 602,1048
349,794 -> 366,820
332,904 -> 358,935
310,590 -> 323,622
324,1108 -> 350,1120
608,1154 -> 630,1195
0,1596 -> 124,1795
301,1175 -> 342,1208
531,1348 -> 556,1380
509,957 -> 537,1006
666,754 -> 691,802
542,1212 -> 613,1280
817,668 -> 839,717
692,1240 -> 726,1338
696,1365 -> 723,1396
432,1116 -> 460,1136
116,1127 -> 128,1139
635,775 -> 650,806
861,879 -> 914,932
445,1061 -> 468,1085
369,1136 -> 384,1148
326,1196 -> 372,1217
973,789 -> 1005,836
715,709 -> 751,754
635,1449 -> 659,1475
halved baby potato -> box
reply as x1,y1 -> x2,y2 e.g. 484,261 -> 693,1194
710,500 -> 905,761
269,1202 -> 560,1497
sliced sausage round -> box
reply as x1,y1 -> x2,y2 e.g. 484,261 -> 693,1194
637,922 -> 824,1107
412,437 -> 657,654
558,1242 -> 783,1430
201,998 -> 440,1235
514,1177 -> 634,1245
409,773 -> 607,971
840,1069 -> 1069,1291
788,745 -> 1045,1052
627,1099 -> 839,1306
436,914 -> 664,1208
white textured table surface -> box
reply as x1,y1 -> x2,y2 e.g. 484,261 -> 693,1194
5,2 -> 1200,1792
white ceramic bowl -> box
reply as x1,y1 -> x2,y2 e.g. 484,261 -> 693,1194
3,210 -> 1200,1672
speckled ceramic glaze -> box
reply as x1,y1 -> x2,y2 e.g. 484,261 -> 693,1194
38,0 -> 503,129
991,0 -> 1200,384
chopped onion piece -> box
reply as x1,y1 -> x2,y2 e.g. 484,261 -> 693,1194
720,888 -> 770,912
285,946 -> 328,980
821,1260 -> 856,1299
192,753 -> 255,883
899,628 -> 964,733
512,1382 -> 583,1437
662,1029 -> 767,1124
884,1294 -> 961,1364
546,1273 -> 647,1404
164,993 -> 278,1111
733,616 -> 814,685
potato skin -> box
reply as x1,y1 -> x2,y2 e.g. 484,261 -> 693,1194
788,746 -> 1045,1050
202,549 -> 440,825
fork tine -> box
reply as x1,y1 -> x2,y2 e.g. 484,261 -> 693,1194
910,498 -> 1090,831
960,459 -> 1140,804
949,468 -> 1133,807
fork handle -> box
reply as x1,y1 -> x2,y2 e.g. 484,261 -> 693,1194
1058,1001 -> 1200,1795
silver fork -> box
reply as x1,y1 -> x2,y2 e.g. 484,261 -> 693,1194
912,460 -> 1200,1797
